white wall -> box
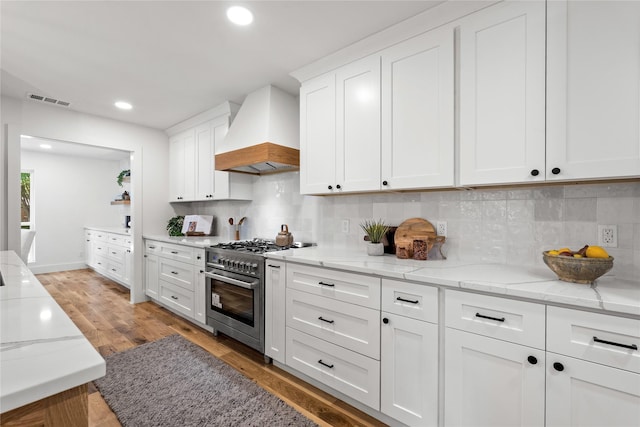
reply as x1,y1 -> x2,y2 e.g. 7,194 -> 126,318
1,95 -> 172,303
21,149 -> 126,272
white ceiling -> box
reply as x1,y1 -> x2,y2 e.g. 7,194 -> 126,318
1,1 -> 443,130
21,136 -> 131,161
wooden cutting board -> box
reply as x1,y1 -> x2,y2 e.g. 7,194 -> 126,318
394,218 -> 437,255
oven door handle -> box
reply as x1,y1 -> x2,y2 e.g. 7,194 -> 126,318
204,271 -> 258,290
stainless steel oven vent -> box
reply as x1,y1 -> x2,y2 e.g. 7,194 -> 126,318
27,93 -> 71,107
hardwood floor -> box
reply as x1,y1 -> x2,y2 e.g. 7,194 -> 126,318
38,269 -> 387,427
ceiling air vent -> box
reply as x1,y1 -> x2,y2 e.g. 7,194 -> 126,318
27,93 -> 71,107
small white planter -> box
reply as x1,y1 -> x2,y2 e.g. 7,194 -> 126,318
366,242 -> 384,256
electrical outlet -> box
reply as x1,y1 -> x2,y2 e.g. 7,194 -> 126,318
437,221 -> 447,237
341,219 -> 350,233
598,224 -> 618,248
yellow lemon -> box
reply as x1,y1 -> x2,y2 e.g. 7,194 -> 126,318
573,254 -> 583,258
547,250 -> 559,256
586,246 -> 609,258
558,247 -> 571,253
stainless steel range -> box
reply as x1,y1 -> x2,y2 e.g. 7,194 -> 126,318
205,239 -> 296,354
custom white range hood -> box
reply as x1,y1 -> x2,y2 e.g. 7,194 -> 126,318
215,85 -> 300,175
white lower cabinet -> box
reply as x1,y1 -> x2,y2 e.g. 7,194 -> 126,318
546,353 -> 640,427
444,328 -> 546,427
144,253 -> 159,299
545,306 -> 640,427
85,228 -> 133,288
286,327 -> 380,410
265,260 -> 286,363
381,312 -> 438,426
143,239 -> 205,325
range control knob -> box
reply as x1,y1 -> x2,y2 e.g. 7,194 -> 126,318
239,262 -> 246,271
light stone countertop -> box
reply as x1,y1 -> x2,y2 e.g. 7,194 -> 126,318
0,251 -> 106,413
265,247 -> 640,317
143,234 -> 228,248
85,225 -> 131,235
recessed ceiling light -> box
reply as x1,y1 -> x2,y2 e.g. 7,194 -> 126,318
227,6 -> 253,26
40,144 -> 52,149
115,101 -> 132,110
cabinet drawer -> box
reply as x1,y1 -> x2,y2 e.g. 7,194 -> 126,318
145,240 -> 162,254
94,255 -> 108,272
107,245 -> 126,262
286,327 -> 380,410
547,306 -> 640,373
158,258 -> 195,291
159,243 -> 196,264
445,290 -> 545,349
93,231 -> 109,242
287,263 -> 380,309
107,233 -> 127,247
382,279 -> 438,323
286,288 -> 380,359
106,260 -> 125,281
159,280 -> 194,318
94,243 -> 108,257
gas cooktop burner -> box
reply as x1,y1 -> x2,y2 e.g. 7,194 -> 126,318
210,238 -> 293,254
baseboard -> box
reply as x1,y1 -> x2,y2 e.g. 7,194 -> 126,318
28,262 -> 88,274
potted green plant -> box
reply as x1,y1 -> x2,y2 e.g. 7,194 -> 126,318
360,219 -> 389,256
117,169 -> 130,187
166,216 -> 184,236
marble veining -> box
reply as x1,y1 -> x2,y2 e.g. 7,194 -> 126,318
0,251 -> 105,413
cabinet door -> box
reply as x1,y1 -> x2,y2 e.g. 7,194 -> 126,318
546,353 -> 640,427
459,1 -> 546,186
444,328 -> 545,427
547,1 -> 640,181
194,265 -> 206,324
84,233 -> 93,267
169,130 -> 195,202
381,313 -> 438,426
336,55 -> 381,193
144,253 -> 159,299
381,27 -> 454,190
300,73 -> 337,195
265,260 -> 286,363
123,247 -> 132,287
195,121 -> 214,201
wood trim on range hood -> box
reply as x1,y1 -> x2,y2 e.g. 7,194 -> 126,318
215,142 -> 299,175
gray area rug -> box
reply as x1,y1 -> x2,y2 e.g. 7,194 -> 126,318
94,334 -> 317,427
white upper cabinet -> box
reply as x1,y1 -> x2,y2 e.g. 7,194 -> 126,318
336,55 -> 381,193
546,0 -> 640,181
169,129 -> 195,201
168,112 -> 252,202
300,73 -> 337,194
458,0 -> 546,186
381,27 -> 455,190
300,56 -> 380,195
195,122 -> 214,200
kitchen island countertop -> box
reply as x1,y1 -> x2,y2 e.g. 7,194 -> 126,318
0,251 -> 105,413
265,247 -> 640,317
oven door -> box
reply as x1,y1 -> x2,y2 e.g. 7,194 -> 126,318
205,269 -> 261,338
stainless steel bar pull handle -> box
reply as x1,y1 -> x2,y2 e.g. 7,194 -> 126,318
318,316 -> 334,324
204,272 -> 258,289
593,336 -> 638,351
475,313 -> 505,322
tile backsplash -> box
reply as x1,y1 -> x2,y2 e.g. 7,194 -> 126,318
173,173 -> 640,281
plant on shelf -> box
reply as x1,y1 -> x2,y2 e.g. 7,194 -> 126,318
360,219 -> 389,256
167,215 -> 184,236
117,169 -> 130,187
